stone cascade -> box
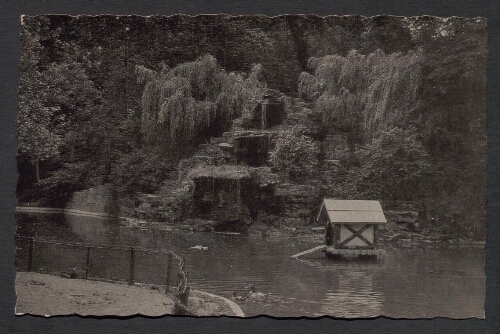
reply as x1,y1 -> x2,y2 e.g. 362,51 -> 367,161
135,94 -> 331,228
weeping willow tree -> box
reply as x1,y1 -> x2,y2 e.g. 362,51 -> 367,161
298,49 -> 422,140
136,55 -> 265,150
304,50 -> 429,204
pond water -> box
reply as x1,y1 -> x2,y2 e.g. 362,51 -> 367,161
15,213 -> 485,318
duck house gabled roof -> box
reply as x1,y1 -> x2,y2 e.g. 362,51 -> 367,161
317,199 -> 387,224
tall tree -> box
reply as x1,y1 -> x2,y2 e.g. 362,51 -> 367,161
18,17 -> 112,202
17,20 -> 62,183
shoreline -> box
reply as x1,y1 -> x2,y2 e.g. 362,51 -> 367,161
15,271 -> 244,317
15,206 -> 486,248
15,206 -> 110,219
191,290 -> 245,317
14,209 -> 484,318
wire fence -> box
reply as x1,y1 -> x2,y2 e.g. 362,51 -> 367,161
15,236 -> 183,290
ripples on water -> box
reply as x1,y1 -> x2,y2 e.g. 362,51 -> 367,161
16,213 -> 485,318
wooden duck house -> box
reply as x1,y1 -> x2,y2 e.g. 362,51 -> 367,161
317,199 -> 387,259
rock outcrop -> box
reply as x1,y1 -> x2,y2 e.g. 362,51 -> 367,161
274,183 -> 321,224
65,184 -> 114,216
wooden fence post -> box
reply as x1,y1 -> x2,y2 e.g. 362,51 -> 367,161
165,252 -> 173,293
173,258 -> 193,315
129,247 -> 135,285
85,247 -> 90,279
27,238 -> 34,271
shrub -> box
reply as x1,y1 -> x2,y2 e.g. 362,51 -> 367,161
343,127 -> 429,201
34,161 -> 90,207
113,147 -> 177,196
268,127 -> 320,181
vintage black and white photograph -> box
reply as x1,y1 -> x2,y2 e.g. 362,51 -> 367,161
15,14 -> 487,318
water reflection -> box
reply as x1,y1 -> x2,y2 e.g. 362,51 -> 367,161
65,214 -> 112,244
321,269 -> 384,317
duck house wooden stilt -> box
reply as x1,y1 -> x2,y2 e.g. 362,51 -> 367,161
317,199 -> 387,260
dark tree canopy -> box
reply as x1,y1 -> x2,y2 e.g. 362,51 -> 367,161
17,15 -> 487,238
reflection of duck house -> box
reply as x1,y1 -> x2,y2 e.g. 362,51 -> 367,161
317,199 -> 387,259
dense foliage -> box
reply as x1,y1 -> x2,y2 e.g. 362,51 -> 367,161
298,49 -> 422,140
17,26 -> 62,177
136,55 -> 265,150
294,20 -> 485,238
296,23 -> 486,237
416,19 -> 487,237
298,49 -> 428,200
269,127 -> 320,181
17,18 -> 137,204
322,127 -> 429,201
113,147 -> 177,195
17,16 -> 486,238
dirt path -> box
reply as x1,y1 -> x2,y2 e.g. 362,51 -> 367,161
15,272 -> 243,317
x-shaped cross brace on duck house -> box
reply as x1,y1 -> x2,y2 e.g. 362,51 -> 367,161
338,224 -> 373,248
